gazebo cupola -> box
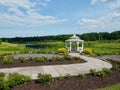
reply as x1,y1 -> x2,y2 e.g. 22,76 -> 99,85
65,34 -> 84,53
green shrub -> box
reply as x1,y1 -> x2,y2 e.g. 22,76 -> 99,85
83,48 -> 93,55
113,64 -> 120,71
78,74 -> 86,79
63,55 -> 73,60
97,71 -> 106,77
72,56 -> 81,60
37,73 -> 52,83
7,73 -> 30,87
18,56 -> 26,63
90,69 -> 98,76
34,56 -> 46,62
57,57 -> 65,61
49,56 -> 59,61
0,81 -> 9,90
58,48 -> 67,54
102,68 -> 112,74
64,74 -> 71,79
0,72 -> 5,78
57,75 -> 64,80
28,56 -> 33,60
1,56 -> 14,64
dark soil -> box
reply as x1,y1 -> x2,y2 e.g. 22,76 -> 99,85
11,70 -> 120,90
0,59 -> 86,68
11,61 -> 120,90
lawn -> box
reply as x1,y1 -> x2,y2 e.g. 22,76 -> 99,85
0,40 -> 120,56
96,83 -> 120,90
29,40 -> 120,55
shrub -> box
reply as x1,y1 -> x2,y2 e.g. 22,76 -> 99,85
7,73 -> 30,87
28,56 -> 33,60
18,56 -> 26,63
49,56 -> 59,61
58,48 -> 67,54
57,75 -> 64,81
97,71 -> 105,77
34,56 -> 46,62
1,56 -> 14,64
37,73 -> 52,83
90,69 -> 98,76
72,56 -> 81,60
64,74 -> 71,79
0,81 -> 9,90
78,74 -> 86,79
102,68 -> 112,74
63,55 -> 73,60
113,64 -> 120,71
0,72 -> 5,78
83,48 -> 93,55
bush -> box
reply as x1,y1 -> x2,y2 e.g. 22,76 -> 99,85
57,75 -> 64,81
18,56 -> 26,63
34,56 -> 46,62
37,73 -> 52,83
113,64 -> 120,71
102,68 -> 112,74
0,72 -> 5,78
0,81 -> 9,90
28,56 -> 33,60
58,48 -> 67,54
1,56 -> 14,64
63,55 -> 73,60
83,48 -> 93,55
72,56 -> 81,60
97,71 -> 105,77
7,73 -> 30,87
90,69 -> 98,76
64,74 -> 71,79
78,74 -> 86,79
0,73 -> 30,90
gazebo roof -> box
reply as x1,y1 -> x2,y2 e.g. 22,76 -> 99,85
66,34 -> 83,42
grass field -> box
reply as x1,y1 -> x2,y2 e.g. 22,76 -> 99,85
96,83 -> 120,90
37,40 -> 120,55
84,40 -> 120,55
0,40 -> 120,56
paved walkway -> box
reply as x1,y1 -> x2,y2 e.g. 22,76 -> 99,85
0,53 -> 112,79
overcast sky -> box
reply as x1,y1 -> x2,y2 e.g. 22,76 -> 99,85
0,0 -> 120,37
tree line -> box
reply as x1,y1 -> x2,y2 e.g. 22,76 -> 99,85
1,30 -> 120,43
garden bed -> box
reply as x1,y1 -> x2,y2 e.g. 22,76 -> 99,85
0,54 -> 86,68
11,59 -> 120,90
11,71 -> 120,90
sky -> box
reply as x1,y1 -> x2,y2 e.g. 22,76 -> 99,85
0,0 -> 120,38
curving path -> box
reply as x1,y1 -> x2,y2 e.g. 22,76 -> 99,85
0,53 -> 112,79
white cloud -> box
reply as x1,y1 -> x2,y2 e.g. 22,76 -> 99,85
80,0 -> 120,31
0,0 -> 67,27
91,0 -> 109,5
78,12 -> 120,30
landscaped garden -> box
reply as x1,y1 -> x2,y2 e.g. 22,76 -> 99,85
0,39 -> 120,90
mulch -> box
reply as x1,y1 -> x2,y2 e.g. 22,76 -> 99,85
0,59 -> 86,68
11,70 -> 120,90
11,61 -> 120,90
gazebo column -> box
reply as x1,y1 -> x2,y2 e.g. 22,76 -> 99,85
81,41 -> 84,51
77,42 -> 79,52
69,42 -> 72,52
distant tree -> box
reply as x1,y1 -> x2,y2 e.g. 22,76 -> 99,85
0,39 -> 2,44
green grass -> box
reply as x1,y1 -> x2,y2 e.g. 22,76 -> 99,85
0,40 -> 120,56
96,83 -> 120,90
84,40 -> 120,55
0,42 -> 33,55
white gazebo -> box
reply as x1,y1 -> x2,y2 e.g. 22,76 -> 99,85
65,34 -> 84,53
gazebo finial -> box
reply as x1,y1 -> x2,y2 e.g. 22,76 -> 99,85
73,33 -> 76,37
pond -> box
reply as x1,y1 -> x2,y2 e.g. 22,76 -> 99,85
25,44 -> 53,49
